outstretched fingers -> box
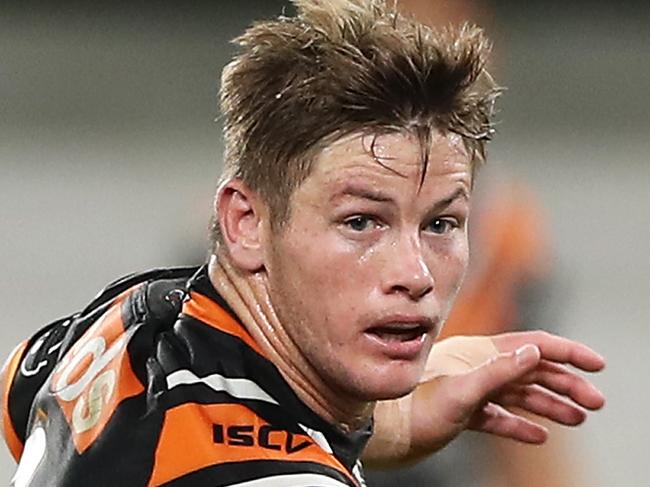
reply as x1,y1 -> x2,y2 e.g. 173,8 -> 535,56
491,331 -> 605,372
469,402 -> 548,444
446,344 -> 542,413
520,359 -> 606,410
495,384 -> 586,426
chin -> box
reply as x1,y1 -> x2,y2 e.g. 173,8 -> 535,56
364,384 -> 419,401
351,381 -> 419,402
341,365 -> 423,402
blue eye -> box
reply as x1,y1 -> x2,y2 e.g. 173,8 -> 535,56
426,218 -> 457,235
344,216 -> 376,232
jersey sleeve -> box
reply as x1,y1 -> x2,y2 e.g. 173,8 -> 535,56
3,267 -> 365,487
1,314 -> 79,461
1,268 -> 192,466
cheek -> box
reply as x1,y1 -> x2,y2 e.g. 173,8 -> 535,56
429,237 -> 469,295
283,226 -> 374,292
271,231 -> 369,326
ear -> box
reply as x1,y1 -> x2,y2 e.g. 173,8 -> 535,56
215,179 -> 267,272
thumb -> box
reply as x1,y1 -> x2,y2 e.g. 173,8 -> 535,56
454,344 -> 541,409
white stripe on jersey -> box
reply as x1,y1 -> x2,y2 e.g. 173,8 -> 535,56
166,369 -> 278,405
223,473 -> 351,487
299,423 -> 334,454
352,461 -> 366,487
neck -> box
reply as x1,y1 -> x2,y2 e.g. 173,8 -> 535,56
208,253 -> 374,432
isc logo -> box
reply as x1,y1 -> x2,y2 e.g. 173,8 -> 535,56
213,423 -> 312,454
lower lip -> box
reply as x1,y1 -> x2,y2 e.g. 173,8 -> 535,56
363,330 -> 429,360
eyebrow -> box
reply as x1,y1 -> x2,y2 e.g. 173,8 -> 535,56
433,187 -> 470,211
334,185 -> 395,204
333,184 -> 469,211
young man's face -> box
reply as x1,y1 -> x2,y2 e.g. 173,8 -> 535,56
265,131 -> 472,401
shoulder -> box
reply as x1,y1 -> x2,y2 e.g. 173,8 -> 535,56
1,267 -> 198,462
5,266 -> 365,486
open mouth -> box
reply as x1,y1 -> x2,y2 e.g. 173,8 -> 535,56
365,324 -> 430,343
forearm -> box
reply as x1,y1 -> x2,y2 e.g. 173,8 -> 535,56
362,395 -> 414,468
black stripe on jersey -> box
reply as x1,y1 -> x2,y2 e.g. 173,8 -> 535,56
164,315 -> 332,434
156,316 -> 316,438
6,315 -> 74,444
162,313 -> 372,473
5,269 -> 180,447
81,266 -> 198,316
23,388 -> 163,487
162,384 -> 311,439
161,459 -> 357,487
167,315 -> 309,414
123,279 -> 191,389
186,265 -> 240,321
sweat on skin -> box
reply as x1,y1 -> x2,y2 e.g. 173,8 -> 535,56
211,129 -> 472,431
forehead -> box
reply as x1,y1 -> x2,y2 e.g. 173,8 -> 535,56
310,130 -> 471,191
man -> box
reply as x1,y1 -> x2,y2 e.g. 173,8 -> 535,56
1,1 -> 604,486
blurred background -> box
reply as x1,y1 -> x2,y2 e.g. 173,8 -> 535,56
1,1 -> 648,485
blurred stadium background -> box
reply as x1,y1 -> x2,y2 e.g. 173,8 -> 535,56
1,1 -> 648,485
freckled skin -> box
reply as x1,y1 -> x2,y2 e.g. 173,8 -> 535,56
264,131 -> 472,401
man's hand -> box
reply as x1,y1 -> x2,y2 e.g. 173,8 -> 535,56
364,331 -> 606,467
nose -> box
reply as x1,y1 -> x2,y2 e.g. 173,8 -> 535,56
381,233 -> 434,301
